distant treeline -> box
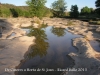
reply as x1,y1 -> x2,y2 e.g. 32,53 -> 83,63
0,3 -> 52,18
0,0 -> 100,19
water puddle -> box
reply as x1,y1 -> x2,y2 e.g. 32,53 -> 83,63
7,32 -> 16,38
89,40 -> 100,52
16,26 -> 82,75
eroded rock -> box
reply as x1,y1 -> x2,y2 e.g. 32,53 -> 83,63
65,38 -> 100,75
0,36 -> 35,75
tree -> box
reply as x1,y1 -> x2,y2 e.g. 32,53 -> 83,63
70,5 -> 79,18
80,6 -> 94,15
10,8 -> 18,17
51,0 -> 67,17
26,0 -> 47,18
95,0 -> 100,15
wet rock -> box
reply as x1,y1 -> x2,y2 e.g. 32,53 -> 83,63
96,27 -> 100,32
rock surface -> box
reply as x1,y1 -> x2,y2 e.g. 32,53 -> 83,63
0,18 -> 36,75
96,27 -> 100,32
64,38 -> 100,75
0,36 -> 35,75
21,22 -> 32,27
0,18 -> 100,75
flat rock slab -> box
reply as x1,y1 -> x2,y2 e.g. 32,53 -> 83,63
0,36 -> 35,75
65,38 -> 100,75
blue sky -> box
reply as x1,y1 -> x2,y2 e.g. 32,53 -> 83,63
0,0 -> 96,11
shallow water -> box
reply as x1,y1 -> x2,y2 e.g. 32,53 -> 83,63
89,40 -> 100,52
17,26 -> 82,75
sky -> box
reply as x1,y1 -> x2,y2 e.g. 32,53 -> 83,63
0,0 -> 96,11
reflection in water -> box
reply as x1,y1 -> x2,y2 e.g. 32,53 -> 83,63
51,27 -> 66,37
26,26 -> 49,58
17,26 -> 82,75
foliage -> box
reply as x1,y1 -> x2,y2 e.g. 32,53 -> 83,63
26,0 -> 47,18
95,0 -> 100,15
51,0 -> 67,17
0,6 -> 11,17
80,6 -> 94,15
0,3 -> 30,17
43,7 -> 53,17
70,5 -> 79,18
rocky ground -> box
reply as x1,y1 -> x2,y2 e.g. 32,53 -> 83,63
0,17 -> 100,75
0,18 -> 36,75
43,18 -> 100,75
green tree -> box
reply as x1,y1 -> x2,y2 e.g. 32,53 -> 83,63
70,5 -> 79,18
51,0 -> 67,17
10,8 -> 18,17
95,0 -> 100,15
26,0 -> 47,18
80,6 -> 94,15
